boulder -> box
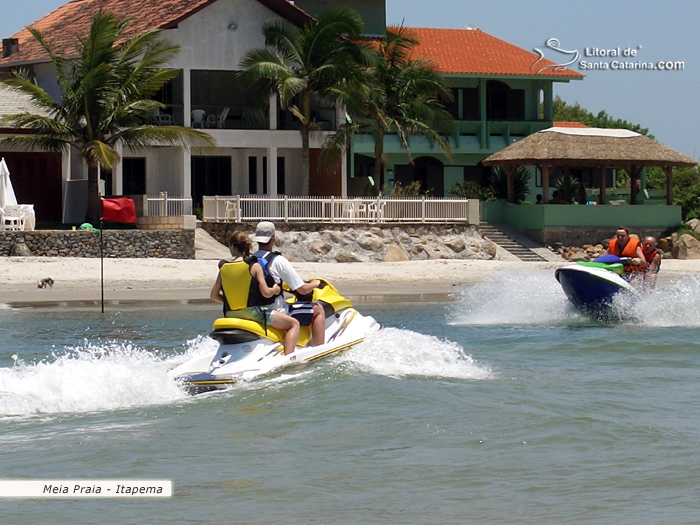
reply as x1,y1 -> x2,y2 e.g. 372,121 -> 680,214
672,233 -> 700,260
568,251 -> 589,262
357,234 -> 384,252
479,240 -> 498,259
309,241 -> 332,255
384,245 -> 410,262
335,250 -> 362,263
686,218 -> 700,233
657,237 -> 671,252
10,241 -> 33,257
444,237 -> 466,253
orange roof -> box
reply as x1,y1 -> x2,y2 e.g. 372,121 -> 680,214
411,27 -> 583,79
553,121 -> 589,128
0,0 -> 310,66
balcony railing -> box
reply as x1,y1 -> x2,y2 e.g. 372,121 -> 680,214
146,193 -> 192,217
202,195 -> 479,224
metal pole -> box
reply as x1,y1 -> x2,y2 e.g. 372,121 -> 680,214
100,218 -> 104,313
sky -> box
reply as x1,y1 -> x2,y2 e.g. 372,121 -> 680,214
0,0 -> 697,159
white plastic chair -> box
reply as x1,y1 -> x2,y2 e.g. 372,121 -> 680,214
217,107 -> 230,128
191,110 -> 206,128
224,200 -> 237,219
1,205 -> 22,231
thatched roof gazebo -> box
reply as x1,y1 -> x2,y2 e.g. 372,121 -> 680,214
483,127 -> 696,205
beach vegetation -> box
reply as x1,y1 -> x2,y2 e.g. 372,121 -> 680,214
489,166 -> 531,203
447,180 -> 493,200
239,7 -> 369,196
321,24 -> 455,193
0,11 -> 214,225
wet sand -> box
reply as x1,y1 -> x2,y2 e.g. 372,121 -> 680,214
0,257 -> 697,307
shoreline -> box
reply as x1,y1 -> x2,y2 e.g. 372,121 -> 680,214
0,257 -> 698,308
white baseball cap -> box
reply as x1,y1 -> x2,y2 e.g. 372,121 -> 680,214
252,221 -> 276,243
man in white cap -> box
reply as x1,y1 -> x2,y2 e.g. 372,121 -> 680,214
252,221 -> 325,348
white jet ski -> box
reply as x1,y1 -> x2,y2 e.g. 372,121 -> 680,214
173,279 -> 380,393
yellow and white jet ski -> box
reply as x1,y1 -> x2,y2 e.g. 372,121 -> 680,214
172,279 -> 380,393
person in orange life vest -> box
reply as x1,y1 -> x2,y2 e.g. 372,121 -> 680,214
210,231 -> 301,356
639,236 -> 662,289
607,226 -> 646,274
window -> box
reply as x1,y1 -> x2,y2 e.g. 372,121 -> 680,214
122,158 -> 146,195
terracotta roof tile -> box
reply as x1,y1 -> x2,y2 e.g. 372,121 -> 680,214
0,0 -> 310,66
411,27 -> 583,79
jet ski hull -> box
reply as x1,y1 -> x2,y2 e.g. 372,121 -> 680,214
173,306 -> 380,393
555,264 -> 636,312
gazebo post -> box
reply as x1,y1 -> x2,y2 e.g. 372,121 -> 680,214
507,164 -> 516,203
542,164 -> 550,204
630,165 -> 639,205
563,165 -> 571,202
663,166 -> 673,205
598,164 -> 607,205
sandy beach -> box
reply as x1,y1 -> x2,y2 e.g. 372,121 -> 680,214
0,256 -> 698,307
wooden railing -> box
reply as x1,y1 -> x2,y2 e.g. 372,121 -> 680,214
202,195 -> 479,224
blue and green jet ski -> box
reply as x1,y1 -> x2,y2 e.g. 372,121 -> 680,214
555,254 -> 638,312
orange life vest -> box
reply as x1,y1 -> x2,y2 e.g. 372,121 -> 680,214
608,237 -> 641,272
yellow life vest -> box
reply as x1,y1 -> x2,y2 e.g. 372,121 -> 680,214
219,260 -> 254,312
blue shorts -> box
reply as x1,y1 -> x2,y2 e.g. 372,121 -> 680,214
226,306 -> 275,325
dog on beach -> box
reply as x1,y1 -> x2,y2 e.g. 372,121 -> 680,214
37,277 -> 54,289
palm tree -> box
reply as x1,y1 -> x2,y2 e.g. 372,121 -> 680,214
322,25 -> 455,193
0,11 -> 214,224
239,7 -> 369,196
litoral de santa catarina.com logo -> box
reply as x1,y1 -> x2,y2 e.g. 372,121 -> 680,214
532,38 -> 684,72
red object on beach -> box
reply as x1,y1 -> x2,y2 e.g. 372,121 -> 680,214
102,198 -> 137,224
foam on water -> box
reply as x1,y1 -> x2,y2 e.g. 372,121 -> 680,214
449,267 -> 700,327
0,339 -> 206,418
612,273 -> 700,327
449,268 -> 580,326
345,327 -> 493,380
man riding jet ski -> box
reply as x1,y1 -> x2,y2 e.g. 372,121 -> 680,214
173,227 -> 380,393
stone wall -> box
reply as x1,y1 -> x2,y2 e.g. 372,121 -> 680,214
0,230 -> 195,259
202,222 -> 498,263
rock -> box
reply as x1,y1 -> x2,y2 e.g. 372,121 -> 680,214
601,239 -> 611,249
357,234 -> 384,252
657,237 -> 670,252
444,237 -> 466,253
384,245 -> 410,262
686,218 -> 700,233
480,240 -> 498,259
10,241 -> 33,256
568,251 -> 589,262
335,250 -> 362,263
369,227 -> 384,238
673,233 -> 700,260
309,241 -> 332,255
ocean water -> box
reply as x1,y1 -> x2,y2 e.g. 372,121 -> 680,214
2,267 -> 700,524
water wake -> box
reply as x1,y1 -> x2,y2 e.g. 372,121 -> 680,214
0,339 -> 211,418
345,327 -> 493,380
449,268 -> 579,326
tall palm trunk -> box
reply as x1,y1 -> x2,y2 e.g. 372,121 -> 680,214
86,159 -> 102,225
373,128 -> 385,194
300,92 -> 311,196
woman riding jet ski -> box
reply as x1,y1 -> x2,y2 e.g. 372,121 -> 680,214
172,231 -> 380,393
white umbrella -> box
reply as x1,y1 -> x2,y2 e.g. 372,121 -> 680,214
0,158 -> 18,208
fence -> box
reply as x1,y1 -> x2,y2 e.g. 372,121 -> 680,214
202,195 -> 479,224
146,192 -> 192,217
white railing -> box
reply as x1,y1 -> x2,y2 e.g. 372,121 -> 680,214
146,192 -> 193,216
202,195 -> 479,224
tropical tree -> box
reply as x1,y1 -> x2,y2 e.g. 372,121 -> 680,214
239,7 -> 369,196
322,25 -> 455,191
0,11 -> 214,224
